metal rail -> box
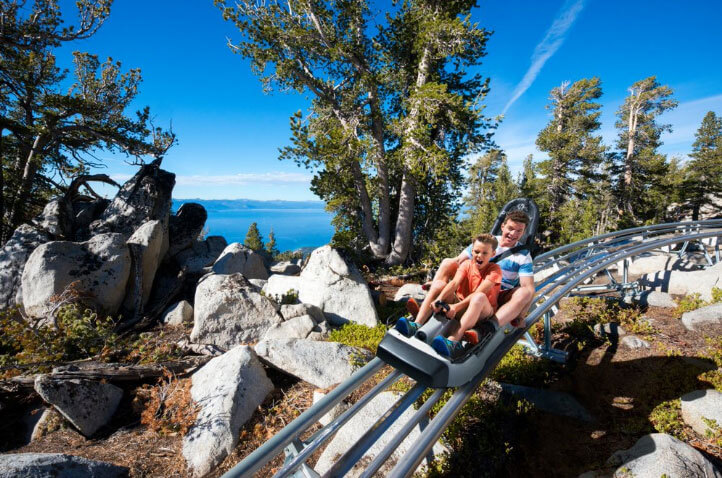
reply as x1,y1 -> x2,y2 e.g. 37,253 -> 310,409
223,222 -> 722,478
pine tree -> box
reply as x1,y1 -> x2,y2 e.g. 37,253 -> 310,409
614,76 -> 677,225
465,150 -> 518,234
265,229 -> 279,257
685,111 -> 722,220
244,222 -> 263,251
535,78 -> 606,242
218,0 -> 495,265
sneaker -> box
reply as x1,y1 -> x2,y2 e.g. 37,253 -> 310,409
405,297 -> 420,317
463,328 -> 479,345
431,335 -> 465,359
395,317 -> 420,337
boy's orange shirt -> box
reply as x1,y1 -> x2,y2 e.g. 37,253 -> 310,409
455,261 -> 503,309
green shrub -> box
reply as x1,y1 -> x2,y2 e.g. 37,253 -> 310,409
490,345 -> 553,387
327,322 -> 387,353
649,399 -> 686,440
0,304 -> 117,374
676,293 -> 707,314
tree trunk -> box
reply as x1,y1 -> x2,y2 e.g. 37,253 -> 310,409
0,129 -> 5,242
386,171 -> 415,265
9,133 -> 43,231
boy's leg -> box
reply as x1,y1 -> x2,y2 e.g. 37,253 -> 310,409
415,278 -> 449,325
448,293 -> 493,341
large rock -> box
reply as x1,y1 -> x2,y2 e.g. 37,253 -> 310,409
90,162 -> 175,237
607,433 -> 721,477
254,338 -> 371,388
640,261 -> 722,301
182,346 -> 273,478
636,290 -> 677,308
0,224 -> 50,309
34,376 -> 123,437
314,391 -> 448,477
270,260 -> 302,276
298,246 -> 378,326
628,252 -> 701,276
0,453 -> 128,478
393,283 -> 427,303
162,300 -> 194,326
681,303 -> 722,331
681,389 -> 722,437
212,242 -> 268,280
175,236 -> 228,274
21,233 -> 131,319
263,275 -> 301,302
122,220 -> 165,309
280,303 -> 326,324
262,315 -> 316,340
168,202 -> 207,256
191,273 -> 282,349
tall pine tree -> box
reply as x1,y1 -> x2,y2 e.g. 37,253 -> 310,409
684,111 -> 722,220
614,76 -> 677,225
244,222 -> 263,251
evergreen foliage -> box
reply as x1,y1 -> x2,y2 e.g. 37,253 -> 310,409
265,228 -> 279,257
684,111 -> 722,220
216,0 -> 496,265
244,221 -> 263,251
0,0 -> 175,241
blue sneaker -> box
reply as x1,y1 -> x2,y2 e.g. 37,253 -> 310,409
431,335 -> 465,359
395,317 -> 420,337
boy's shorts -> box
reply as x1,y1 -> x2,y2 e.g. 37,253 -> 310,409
497,287 -> 519,307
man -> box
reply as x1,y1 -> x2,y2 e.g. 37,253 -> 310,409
415,209 -> 535,330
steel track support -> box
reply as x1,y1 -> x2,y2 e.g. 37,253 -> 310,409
517,310 -> 568,363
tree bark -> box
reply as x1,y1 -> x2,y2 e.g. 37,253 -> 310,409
386,171 -> 416,265
9,133 -> 43,231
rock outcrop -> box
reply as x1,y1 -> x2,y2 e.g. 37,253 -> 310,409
212,242 -> 268,279
34,376 -> 123,437
0,453 -> 128,478
21,233 -> 131,320
182,346 -> 273,478
168,202 -> 207,256
191,273 -> 282,349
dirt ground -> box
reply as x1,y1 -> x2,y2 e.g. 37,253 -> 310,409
5,280 -> 722,477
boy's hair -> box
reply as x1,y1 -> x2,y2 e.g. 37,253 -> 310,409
473,233 -> 498,250
503,210 -> 530,226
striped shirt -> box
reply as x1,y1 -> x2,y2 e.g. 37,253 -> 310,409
464,235 -> 534,290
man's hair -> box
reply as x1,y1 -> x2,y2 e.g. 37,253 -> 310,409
503,210 -> 530,226
473,233 -> 498,250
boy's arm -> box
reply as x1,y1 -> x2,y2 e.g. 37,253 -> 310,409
473,265 -> 502,295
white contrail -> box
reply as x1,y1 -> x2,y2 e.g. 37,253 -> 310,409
502,0 -> 587,115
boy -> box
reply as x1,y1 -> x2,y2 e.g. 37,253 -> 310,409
395,234 -> 502,358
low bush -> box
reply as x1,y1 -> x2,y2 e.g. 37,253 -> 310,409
327,322 -> 387,354
137,371 -> 199,436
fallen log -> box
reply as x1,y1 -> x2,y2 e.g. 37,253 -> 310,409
1,356 -> 211,390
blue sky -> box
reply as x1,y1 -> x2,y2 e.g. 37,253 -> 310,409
58,0 -> 722,200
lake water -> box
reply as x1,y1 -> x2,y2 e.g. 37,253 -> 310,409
172,200 -> 335,252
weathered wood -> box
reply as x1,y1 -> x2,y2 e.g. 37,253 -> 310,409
2,357 -> 211,390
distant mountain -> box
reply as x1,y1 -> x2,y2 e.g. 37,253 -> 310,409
172,198 -> 326,212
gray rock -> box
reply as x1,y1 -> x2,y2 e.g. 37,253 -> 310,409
168,202 -> 207,256
191,273 -> 282,349
0,453 -> 128,478
298,246 -> 378,326
263,274 -> 301,302
636,290 -> 677,308
681,389 -> 722,437
263,315 -> 316,340
255,338 -> 371,388
21,233 -> 131,320
270,261 -> 302,275
34,376 -> 123,437
593,322 -> 626,339
0,224 -> 50,309
314,391 -> 448,477
32,199 -> 64,236
123,220 -> 165,309
312,390 -> 350,427
280,303 -> 326,324
175,236 -> 228,274
640,262 -> 722,302
628,252 -> 699,276
249,278 -> 267,289
393,283 -> 427,303
607,433 -> 721,477
90,162 -> 175,237
620,335 -> 650,349
500,383 -> 594,422
182,346 -> 273,478
681,303 -> 722,331
212,242 -> 268,280
162,300 -> 194,326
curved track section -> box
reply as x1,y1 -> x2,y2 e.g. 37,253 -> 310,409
223,220 -> 722,478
